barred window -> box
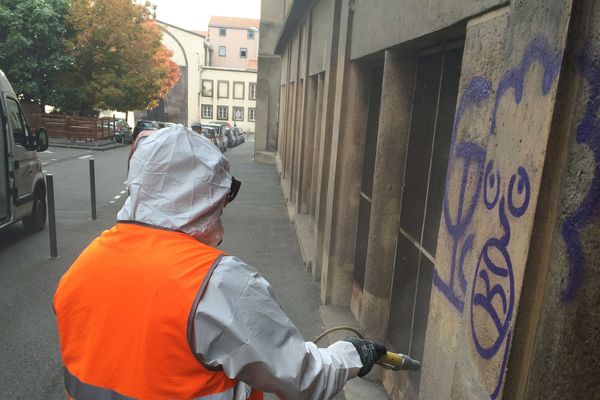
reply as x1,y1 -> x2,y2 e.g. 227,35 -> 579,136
217,106 -> 228,120
201,105 -> 213,119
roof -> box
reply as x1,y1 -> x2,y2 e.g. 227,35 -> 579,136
157,20 -> 207,39
193,30 -> 209,38
208,16 -> 260,30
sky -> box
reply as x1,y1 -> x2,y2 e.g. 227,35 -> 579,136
141,0 -> 262,31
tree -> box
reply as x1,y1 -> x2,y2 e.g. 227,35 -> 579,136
59,0 -> 179,114
0,0 -> 71,111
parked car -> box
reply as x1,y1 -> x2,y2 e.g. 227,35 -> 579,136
133,120 -> 158,142
233,127 -> 245,144
156,121 -> 176,129
0,69 -> 49,233
201,126 -> 218,146
207,122 -> 234,149
202,123 -> 227,152
100,118 -> 132,144
225,127 -> 237,147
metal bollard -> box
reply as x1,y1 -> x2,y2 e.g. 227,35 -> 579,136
89,159 -> 97,220
47,174 -> 58,258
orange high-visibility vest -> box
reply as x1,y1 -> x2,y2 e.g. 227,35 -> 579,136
54,222 -> 262,400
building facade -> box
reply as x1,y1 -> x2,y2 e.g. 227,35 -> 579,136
199,67 -> 257,132
261,0 -> 600,399
136,21 -> 211,127
254,0 -> 285,162
208,16 -> 260,70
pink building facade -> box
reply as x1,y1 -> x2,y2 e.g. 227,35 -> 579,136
208,16 -> 259,70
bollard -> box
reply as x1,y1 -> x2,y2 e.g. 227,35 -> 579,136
89,159 -> 97,220
47,174 -> 58,258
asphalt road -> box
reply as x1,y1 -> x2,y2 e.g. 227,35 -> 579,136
0,144 -> 131,399
0,137 -> 325,399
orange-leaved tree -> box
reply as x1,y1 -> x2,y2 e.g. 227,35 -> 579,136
56,0 -> 179,114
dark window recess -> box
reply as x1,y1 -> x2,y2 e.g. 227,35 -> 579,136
422,47 -> 462,254
352,65 -> 384,289
398,51 -> 443,241
387,43 -> 464,381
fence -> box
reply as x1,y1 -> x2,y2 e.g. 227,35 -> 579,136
27,113 -> 117,140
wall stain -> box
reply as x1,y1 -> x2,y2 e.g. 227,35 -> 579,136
561,48 -> 600,303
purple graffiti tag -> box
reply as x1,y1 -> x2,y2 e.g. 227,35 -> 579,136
562,49 -> 600,303
470,165 -> 530,398
490,37 -> 562,136
434,77 -> 492,312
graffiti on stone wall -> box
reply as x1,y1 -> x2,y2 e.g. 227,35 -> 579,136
433,77 -> 491,313
470,163 -> 531,399
434,37 -> 561,398
561,49 -> 600,303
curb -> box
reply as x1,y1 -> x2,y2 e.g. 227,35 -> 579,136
49,143 -> 127,151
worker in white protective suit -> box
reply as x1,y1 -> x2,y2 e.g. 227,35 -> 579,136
54,125 -> 386,400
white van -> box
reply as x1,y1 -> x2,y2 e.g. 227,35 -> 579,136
0,69 -> 49,232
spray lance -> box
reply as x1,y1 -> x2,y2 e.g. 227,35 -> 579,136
312,326 -> 421,372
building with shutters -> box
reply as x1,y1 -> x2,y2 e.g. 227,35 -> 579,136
199,67 -> 257,132
258,0 -> 600,399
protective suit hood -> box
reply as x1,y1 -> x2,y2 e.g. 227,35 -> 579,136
117,125 -> 232,246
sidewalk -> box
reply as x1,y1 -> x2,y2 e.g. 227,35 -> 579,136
221,141 -> 388,400
49,137 -> 124,151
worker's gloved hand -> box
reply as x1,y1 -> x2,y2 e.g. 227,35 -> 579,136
342,336 -> 387,377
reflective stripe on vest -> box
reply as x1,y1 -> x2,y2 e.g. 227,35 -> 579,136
54,222 -> 238,400
65,367 -> 236,400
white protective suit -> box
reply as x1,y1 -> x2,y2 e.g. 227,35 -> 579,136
117,125 -> 363,400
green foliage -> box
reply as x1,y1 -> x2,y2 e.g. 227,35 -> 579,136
0,0 -> 71,109
0,0 -> 180,115
60,0 -> 180,114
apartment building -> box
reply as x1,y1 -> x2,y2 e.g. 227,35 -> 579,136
258,0 -> 600,399
199,67 -> 257,132
208,16 -> 260,70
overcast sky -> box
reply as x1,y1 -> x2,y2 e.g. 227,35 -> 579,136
142,0 -> 262,31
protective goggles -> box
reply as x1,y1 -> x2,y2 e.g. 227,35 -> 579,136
228,177 -> 241,203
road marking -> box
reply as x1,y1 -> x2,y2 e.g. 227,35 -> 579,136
120,190 -> 127,194
110,200 -> 116,204
42,150 -> 54,154
113,195 -> 121,200
78,154 -> 93,159
123,181 -> 128,185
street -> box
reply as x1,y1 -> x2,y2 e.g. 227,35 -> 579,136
0,137 -> 323,399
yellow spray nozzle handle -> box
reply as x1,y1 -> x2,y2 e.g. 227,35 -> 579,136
376,351 -> 421,371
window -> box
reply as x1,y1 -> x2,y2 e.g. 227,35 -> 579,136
247,30 -> 255,39
233,107 -> 244,121
6,98 -> 28,147
387,42 -> 464,365
218,46 -> 226,57
249,82 -> 257,100
248,107 -> 256,122
202,105 -> 213,119
240,48 -> 248,58
353,65 -> 383,291
233,82 -> 245,99
202,80 -> 213,97
217,106 -> 228,120
218,81 -> 229,98
219,28 -> 226,36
